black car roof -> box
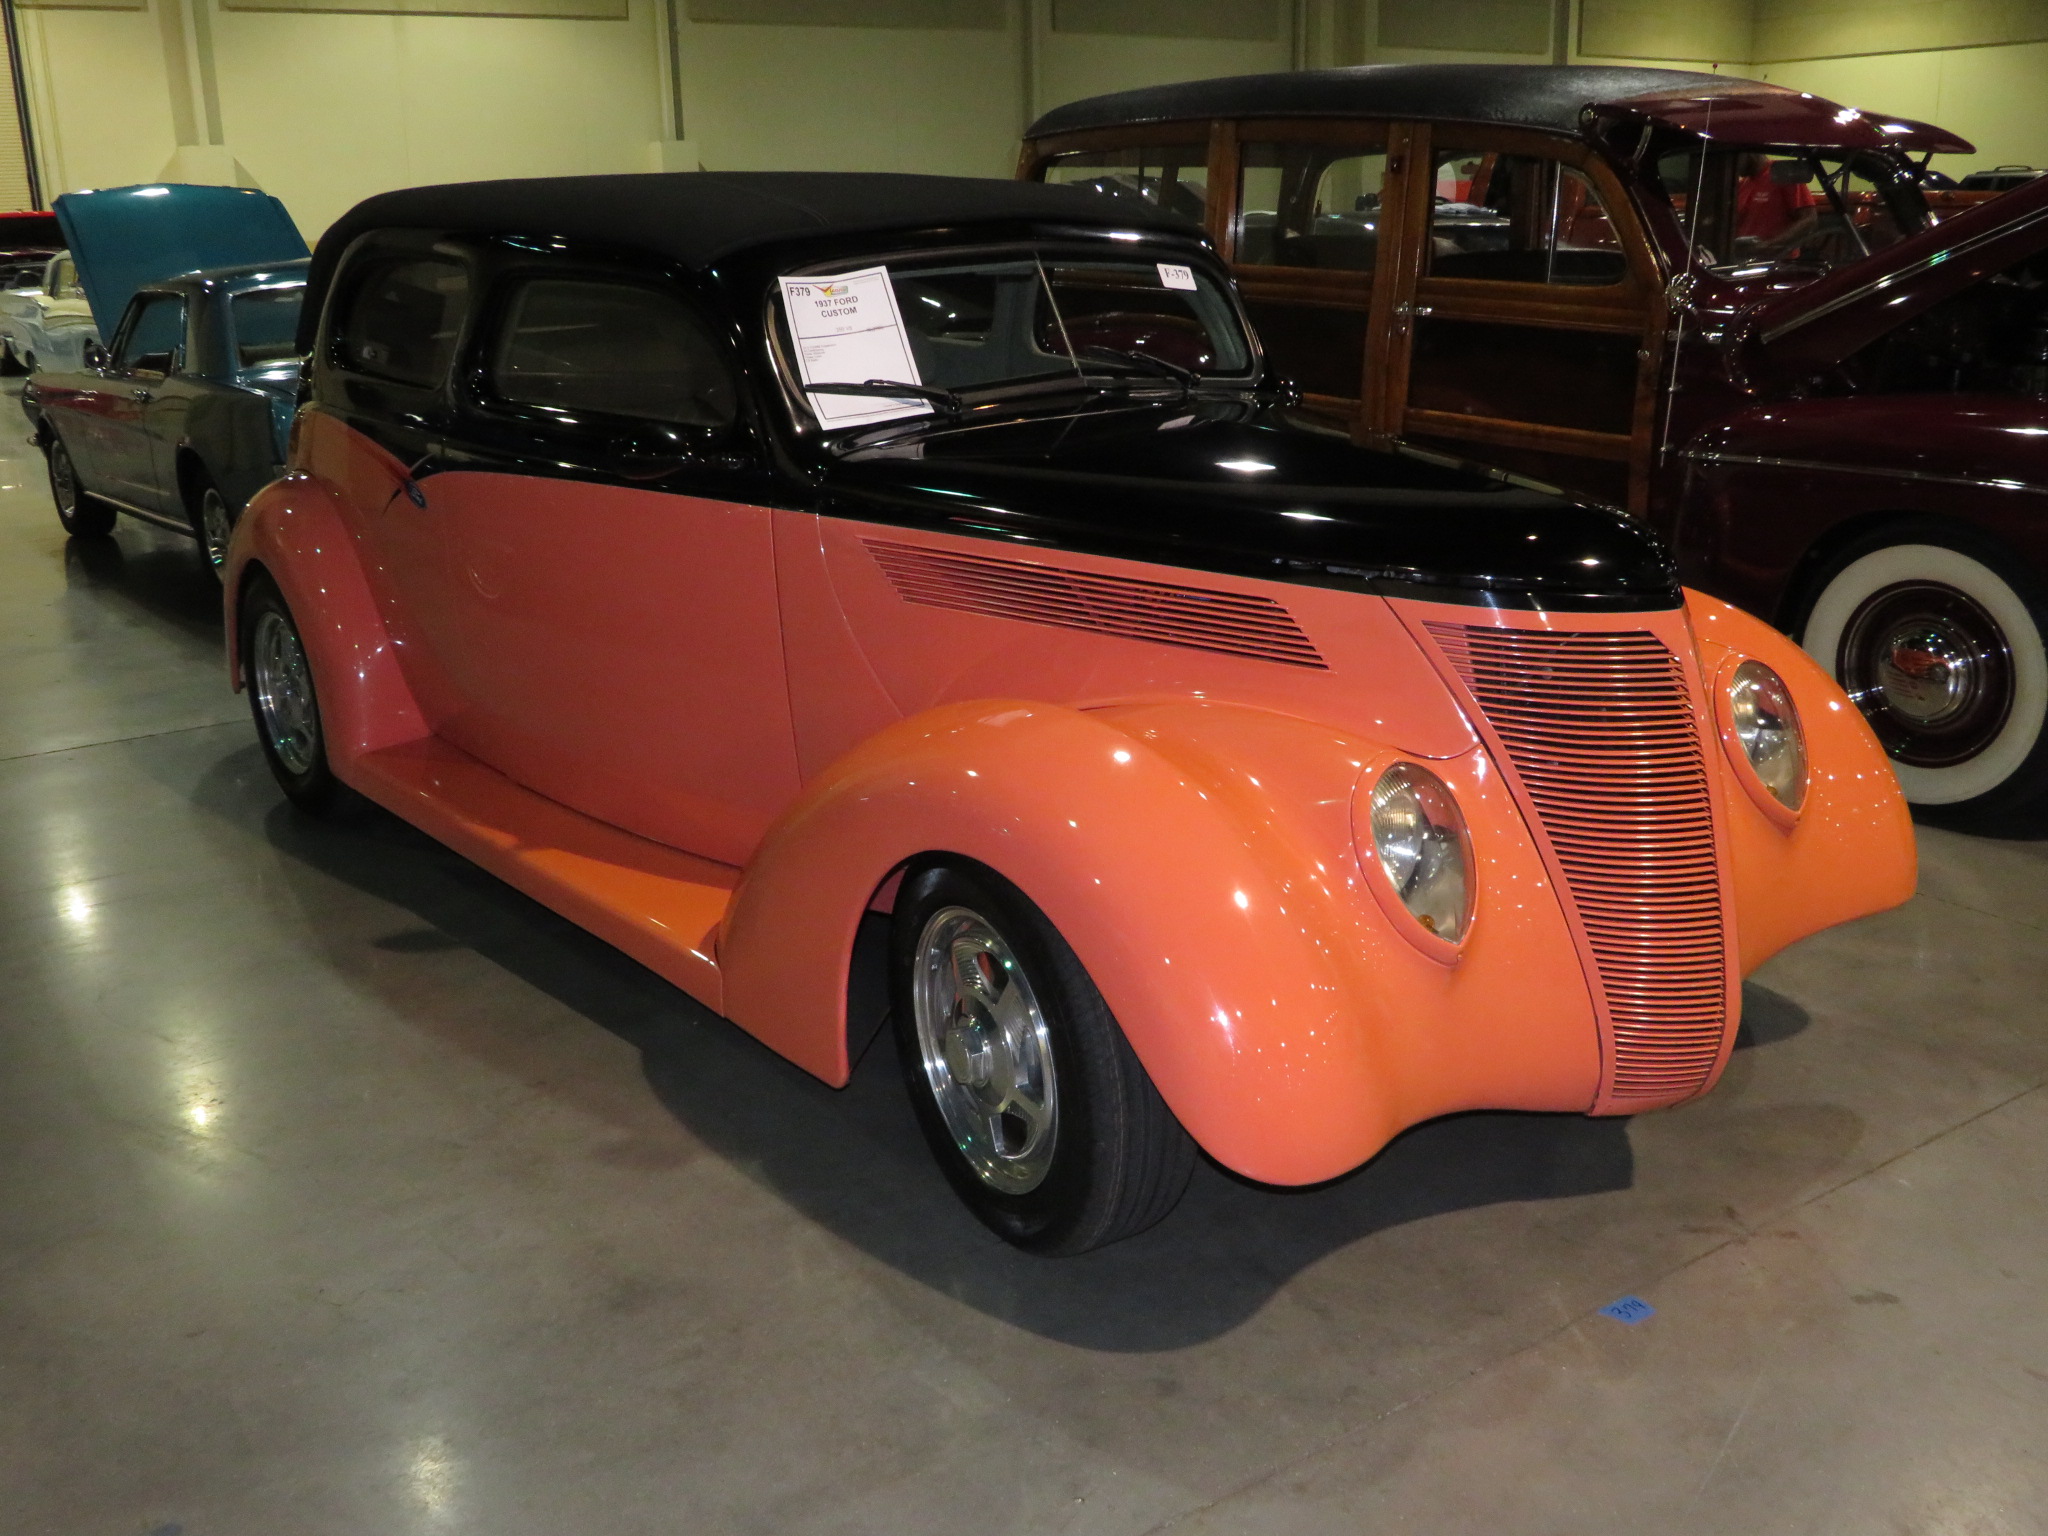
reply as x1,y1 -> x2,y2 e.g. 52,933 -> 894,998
302,171 -> 1204,341
1027,62 -> 1753,139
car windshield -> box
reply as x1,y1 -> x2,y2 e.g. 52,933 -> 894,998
775,249 -> 1255,431
1651,145 -> 1930,275
231,286 -> 304,369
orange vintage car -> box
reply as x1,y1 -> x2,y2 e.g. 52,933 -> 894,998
225,172 -> 1914,1252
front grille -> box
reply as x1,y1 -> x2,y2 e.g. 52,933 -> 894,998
865,539 -> 1327,669
1425,623 -> 1727,1102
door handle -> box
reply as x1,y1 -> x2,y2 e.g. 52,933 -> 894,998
130,387 -> 152,402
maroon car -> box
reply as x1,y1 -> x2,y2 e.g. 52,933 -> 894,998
1020,65 -> 2048,821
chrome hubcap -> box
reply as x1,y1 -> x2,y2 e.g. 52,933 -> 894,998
51,447 -> 77,515
1840,580 -> 2015,768
200,489 -> 232,574
911,905 -> 1058,1195
250,608 -> 319,777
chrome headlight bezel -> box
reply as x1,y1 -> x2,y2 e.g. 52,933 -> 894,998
1715,656 -> 1808,824
1359,759 -> 1474,961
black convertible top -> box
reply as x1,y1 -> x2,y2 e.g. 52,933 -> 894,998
1027,62 -> 1754,139
300,171 -> 1198,347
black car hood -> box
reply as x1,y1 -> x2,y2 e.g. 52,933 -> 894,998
823,400 -> 1678,610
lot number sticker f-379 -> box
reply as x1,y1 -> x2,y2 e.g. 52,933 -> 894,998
1157,263 -> 1198,291
778,266 -> 929,429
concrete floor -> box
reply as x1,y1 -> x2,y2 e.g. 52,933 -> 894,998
2,397 -> 2046,1536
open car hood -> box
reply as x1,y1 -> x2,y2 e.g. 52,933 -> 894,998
53,184 -> 309,337
1736,170 -> 2048,374
1592,81 -> 1972,155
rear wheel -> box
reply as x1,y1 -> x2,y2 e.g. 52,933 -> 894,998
892,862 -> 1195,1254
1801,534 -> 2048,820
47,436 -> 115,538
240,571 -> 340,814
188,473 -> 235,581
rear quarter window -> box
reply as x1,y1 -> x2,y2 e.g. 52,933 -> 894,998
336,256 -> 470,388
486,278 -> 736,428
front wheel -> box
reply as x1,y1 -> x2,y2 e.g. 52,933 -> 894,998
240,571 -> 340,814
1801,535 -> 2048,820
47,436 -> 116,538
891,863 -> 1195,1254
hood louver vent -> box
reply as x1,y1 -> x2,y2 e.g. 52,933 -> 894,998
865,539 -> 1327,669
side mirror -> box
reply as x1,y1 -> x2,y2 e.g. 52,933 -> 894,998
81,339 -> 107,368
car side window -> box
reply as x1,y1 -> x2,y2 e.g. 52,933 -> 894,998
1428,150 -> 1625,286
1238,141 -> 1389,271
486,278 -> 736,428
337,256 -> 470,388
114,295 -> 186,373
1040,143 -> 1209,225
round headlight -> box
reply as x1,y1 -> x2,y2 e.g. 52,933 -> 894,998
1368,762 -> 1473,943
1727,659 -> 1807,811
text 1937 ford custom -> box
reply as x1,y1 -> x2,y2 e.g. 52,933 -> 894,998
227,172 -> 1914,1251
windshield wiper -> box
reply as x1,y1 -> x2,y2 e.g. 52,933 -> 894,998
802,379 -> 963,414
1074,345 -> 1203,388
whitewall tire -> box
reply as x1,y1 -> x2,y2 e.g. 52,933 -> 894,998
1801,539 -> 2048,814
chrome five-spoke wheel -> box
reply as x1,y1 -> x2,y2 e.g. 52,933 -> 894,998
891,863 -> 1194,1254
911,904 -> 1059,1195
240,573 -> 339,813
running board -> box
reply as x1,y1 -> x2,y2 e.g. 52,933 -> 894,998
348,736 -> 737,1012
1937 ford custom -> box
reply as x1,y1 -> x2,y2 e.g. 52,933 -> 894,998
227,173 -> 1914,1252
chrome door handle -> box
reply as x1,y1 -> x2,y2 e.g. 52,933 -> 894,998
130,387 -> 152,402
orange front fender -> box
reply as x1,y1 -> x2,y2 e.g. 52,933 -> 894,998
1685,590 -> 1917,974
718,698 -> 1601,1186
225,473 -> 426,769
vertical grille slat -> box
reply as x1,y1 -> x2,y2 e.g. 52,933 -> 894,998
1426,621 -> 1728,1102
865,539 -> 1328,669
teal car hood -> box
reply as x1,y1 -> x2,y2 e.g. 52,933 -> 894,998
54,184 -> 309,337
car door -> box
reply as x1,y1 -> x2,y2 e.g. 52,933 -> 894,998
80,292 -> 185,506
316,239 -> 474,729
1375,128 -> 1665,511
419,267 -> 800,865
1221,120 -> 1400,431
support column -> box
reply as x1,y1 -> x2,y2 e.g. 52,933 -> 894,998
155,0 -> 255,185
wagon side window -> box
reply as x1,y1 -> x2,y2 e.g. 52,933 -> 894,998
1040,143 -> 1209,225
485,278 -> 736,429
1237,141 -> 1390,271
336,255 -> 470,389
1427,150 -> 1624,286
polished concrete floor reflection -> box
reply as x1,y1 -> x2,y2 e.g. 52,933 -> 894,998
3,398 -> 2047,1536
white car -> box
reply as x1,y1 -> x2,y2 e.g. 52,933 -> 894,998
0,252 -> 99,374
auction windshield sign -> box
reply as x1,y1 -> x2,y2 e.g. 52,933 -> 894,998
777,266 -> 930,428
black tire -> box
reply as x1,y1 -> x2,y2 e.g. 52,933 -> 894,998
239,571 -> 341,814
46,435 -> 116,538
186,469 -> 235,581
1798,525 -> 2048,822
891,862 -> 1195,1254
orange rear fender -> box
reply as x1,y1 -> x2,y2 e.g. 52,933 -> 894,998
718,698 -> 1601,1186
1684,590 -> 1917,973
224,473 -> 426,770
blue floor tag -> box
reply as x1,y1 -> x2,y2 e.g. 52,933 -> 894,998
1599,1295 -> 1655,1324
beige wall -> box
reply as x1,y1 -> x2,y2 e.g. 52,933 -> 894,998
16,0 -> 2048,240
14,0 -> 1297,239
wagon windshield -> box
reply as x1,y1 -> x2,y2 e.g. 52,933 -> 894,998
775,250 -> 1256,431
1651,145 -> 1931,276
